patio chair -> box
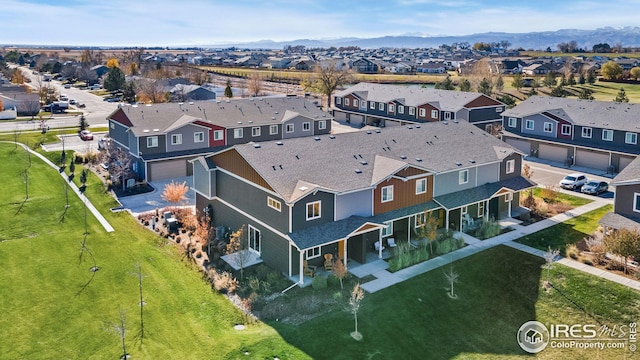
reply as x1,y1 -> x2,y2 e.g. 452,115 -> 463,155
303,260 -> 316,277
374,241 -> 385,252
324,253 -> 334,271
387,238 -> 397,248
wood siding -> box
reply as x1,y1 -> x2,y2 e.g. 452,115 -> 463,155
211,149 -> 275,192
465,95 -> 502,108
373,175 -> 433,215
396,166 -> 430,178
109,108 -> 133,127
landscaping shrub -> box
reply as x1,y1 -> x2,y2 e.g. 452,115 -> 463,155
582,258 -> 594,266
473,218 -> 501,240
312,275 -> 327,290
540,185 -> 559,203
522,193 -> 536,209
260,301 -> 287,320
437,236 -> 464,255
208,269 -> 238,294
566,244 -> 579,259
295,296 -> 320,314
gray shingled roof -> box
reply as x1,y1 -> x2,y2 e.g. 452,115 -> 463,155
434,176 -> 536,209
611,156 -> 640,185
111,96 -> 331,137
334,82 -> 500,111
599,212 -> 640,231
229,121 -> 521,203
501,96 -> 640,132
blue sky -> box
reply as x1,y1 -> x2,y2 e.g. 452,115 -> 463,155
1,0 -> 638,46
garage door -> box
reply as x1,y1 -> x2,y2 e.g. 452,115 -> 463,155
333,111 -> 348,121
619,156 -> 635,172
148,159 -> 187,181
505,138 -> 531,156
538,143 -> 569,164
575,149 -> 609,171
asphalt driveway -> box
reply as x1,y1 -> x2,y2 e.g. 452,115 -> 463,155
117,177 -> 195,214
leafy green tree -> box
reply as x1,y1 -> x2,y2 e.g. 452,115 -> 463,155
435,74 -> 454,90
69,156 -> 76,175
104,66 -> 125,91
603,228 -> 640,274
542,72 -> 557,87
79,115 -> 88,131
495,75 -> 504,92
601,61 -> 623,80
549,84 -> 566,97
592,43 -> 611,53
498,94 -> 516,108
630,67 -> 640,81
511,74 -> 524,91
614,88 -> 629,103
121,81 -> 136,103
587,70 -> 596,84
578,88 -> 594,100
458,78 -> 471,92
224,80 -> 233,98
477,77 -> 492,96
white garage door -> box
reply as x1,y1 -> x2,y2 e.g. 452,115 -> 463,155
575,149 -> 609,171
619,156 -> 635,172
148,159 -> 187,181
333,111 -> 348,121
505,138 -> 531,156
538,144 -> 569,164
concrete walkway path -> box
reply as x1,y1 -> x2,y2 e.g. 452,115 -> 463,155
3,142 -> 114,233
360,193 -> 640,293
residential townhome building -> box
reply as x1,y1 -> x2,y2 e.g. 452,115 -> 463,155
333,82 -> 506,133
600,156 -> 640,232
192,121 -> 535,284
501,96 -> 640,173
107,96 -> 332,182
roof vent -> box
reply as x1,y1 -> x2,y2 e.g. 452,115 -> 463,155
237,121 -> 242,124
300,186 -> 308,191
455,162 -> 462,166
366,130 -> 372,134
143,129 -> 149,133
153,128 -> 159,132
314,137 -> 320,141
225,99 -> 230,103
248,120 -> 253,123
360,161 -> 368,165
469,160 -> 475,164
274,111 -> 279,114
272,116 -> 276,120
400,155 -> 407,160
416,157 -> 423,162
416,125 -> 421,128
407,126 -> 413,129
276,141 -> 283,146
375,129 -> 381,133
329,135 -> 336,139
442,121 -> 448,125
189,101 -> 194,105
355,169 -> 362,174
253,144 -> 261,149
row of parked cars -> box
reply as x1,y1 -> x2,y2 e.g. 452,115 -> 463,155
559,173 -> 609,195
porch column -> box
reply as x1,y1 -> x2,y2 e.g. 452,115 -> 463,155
484,200 -> 489,221
407,219 -> 411,242
378,232 -> 383,259
299,251 -> 304,284
445,210 -> 450,230
343,239 -> 347,266
508,193 -> 512,218
459,209 -> 463,232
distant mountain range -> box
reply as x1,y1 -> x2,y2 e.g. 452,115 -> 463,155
207,27 -> 640,50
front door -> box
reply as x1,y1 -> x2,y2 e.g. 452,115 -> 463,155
248,225 -> 261,254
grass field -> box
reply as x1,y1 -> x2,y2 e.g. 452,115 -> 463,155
517,205 -> 613,254
0,143 -> 307,359
1,142 -> 637,359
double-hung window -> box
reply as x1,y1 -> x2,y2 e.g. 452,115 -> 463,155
525,120 -> 534,130
147,136 -> 158,148
306,201 -> 321,220
626,132 -> 638,145
194,132 -> 204,143
381,185 -> 394,202
582,127 -> 592,138
171,134 -> 182,145
602,129 -> 613,141
415,178 -> 427,194
459,170 -> 469,184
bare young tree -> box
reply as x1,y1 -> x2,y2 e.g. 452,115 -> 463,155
444,267 -> 459,299
161,180 -> 189,210
247,72 -> 264,97
348,283 -> 365,341
225,226 -> 251,280
542,246 -> 560,285
332,257 -> 348,289
109,308 -> 129,360
132,263 -> 145,340
416,211 -> 439,254
302,60 -> 352,109
108,148 -> 132,191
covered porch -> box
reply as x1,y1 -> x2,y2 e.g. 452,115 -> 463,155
434,176 -> 536,233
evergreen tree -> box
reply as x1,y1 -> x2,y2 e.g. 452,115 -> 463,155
578,88 -> 594,100
578,72 -> 586,85
224,80 -> 233,98
614,88 -> 629,103
568,73 -> 576,86
549,85 -> 566,97
435,74 -> 454,90
495,75 -> 504,93
511,74 -> 524,91
458,78 -> 471,92
543,72 -> 557,87
79,115 -> 88,131
477,77 -> 493,96
104,67 -> 125,92
587,70 -> 596,85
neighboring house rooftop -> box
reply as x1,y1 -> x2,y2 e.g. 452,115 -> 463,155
224,121 -> 521,203
501,96 -> 640,132
611,155 -> 640,186
335,82 -> 501,112
109,97 -> 329,137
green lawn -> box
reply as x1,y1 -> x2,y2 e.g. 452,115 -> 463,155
531,187 -> 592,207
517,205 -> 613,254
0,143 -> 308,359
271,245 -> 639,360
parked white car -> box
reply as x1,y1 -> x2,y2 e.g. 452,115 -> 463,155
559,173 -> 588,190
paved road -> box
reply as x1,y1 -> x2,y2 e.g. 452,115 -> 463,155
525,158 -> 616,199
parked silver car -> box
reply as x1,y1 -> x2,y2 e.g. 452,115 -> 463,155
581,181 -> 608,195
559,173 -> 588,190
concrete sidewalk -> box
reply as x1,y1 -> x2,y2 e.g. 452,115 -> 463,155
3,141 -> 114,233
360,195 -> 640,294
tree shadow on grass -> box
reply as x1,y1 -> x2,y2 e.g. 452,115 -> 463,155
269,246 -> 544,360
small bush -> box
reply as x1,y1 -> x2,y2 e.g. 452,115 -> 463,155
582,258 -> 593,266
209,270 -> 238,294
312,275 -> 327,290
566,244 -> 579,260
522,194 -> 536,209
260,302 -> 287,320
295,296 -> 320,314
